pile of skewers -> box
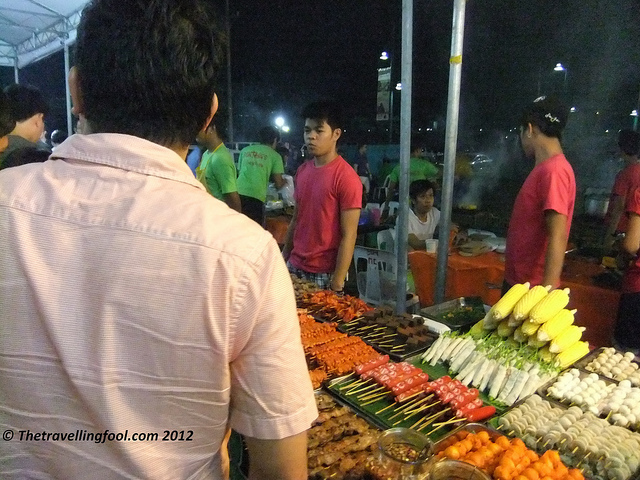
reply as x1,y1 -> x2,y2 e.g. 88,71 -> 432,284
333,355 -> 496,436
298,290 -> 373,322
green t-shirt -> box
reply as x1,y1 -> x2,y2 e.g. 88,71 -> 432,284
236,144 -> 284,202
389,157 -> 439,184
198,143 -> 237,201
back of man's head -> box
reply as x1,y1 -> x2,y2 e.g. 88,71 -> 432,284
3,84 -> 49,123
75,0 -> 225,148
301,101 -> 343,131
618,129 -> 640,157
259,126 -> 279,145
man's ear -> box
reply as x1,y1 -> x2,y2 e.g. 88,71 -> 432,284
199,93 -> 218,135
332,127 -> 342,142
69,66 -> 85,116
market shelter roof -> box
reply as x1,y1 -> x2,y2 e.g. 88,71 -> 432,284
0,0 -> 87,68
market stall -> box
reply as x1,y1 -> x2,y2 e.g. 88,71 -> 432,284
285,276 -> 640,480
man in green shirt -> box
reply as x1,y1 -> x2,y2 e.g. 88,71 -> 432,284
382,140 -> 439,214
196,118 -> 241,211
237,126 -> 286,225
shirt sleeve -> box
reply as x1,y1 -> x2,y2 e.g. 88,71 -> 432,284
389,165 -> 400,183
209,154 -> 237,195
425,161 -> 439,179
540,162 -> 574,217
626,188 -> 640,215
338,165 -> 364,211
228,237 -> 317,439
271,152 -> 285,175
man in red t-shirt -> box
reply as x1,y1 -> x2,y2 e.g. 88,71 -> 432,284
613,187 -> 640,353
282,101 -> 362,292
604,130 -> 640,246
504,96 -> 575,290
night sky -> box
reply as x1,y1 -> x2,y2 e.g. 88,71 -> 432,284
1,0 -> 639,147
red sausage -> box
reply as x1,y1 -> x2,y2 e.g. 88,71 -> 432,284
463,405 -> 496,422
391,373 -> 429,396
395,385 -> 425,403
458,398 -> 483,415
355,355 -> 389,375
386,368 -> 422,389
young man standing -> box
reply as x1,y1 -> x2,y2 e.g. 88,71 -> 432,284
0,1 -> 316,479
504,96 -> 576,290
196,117 -> 241,211
604,129 -> 640,247
283,101 -> 362,292
236,126 -> 286,225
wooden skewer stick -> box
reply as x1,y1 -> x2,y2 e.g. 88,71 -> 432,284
339,379 -> 365,391
345,382 -> 377,395
360,392 -> 390,406
409,408 -> 449,430
422,416 -> 459,435
357,385 -> 386,399
576,451 -> 591,468
359,389 -> 389,402
385,396 -> 425,417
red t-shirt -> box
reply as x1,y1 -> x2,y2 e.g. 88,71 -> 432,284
505,154 -> 576,286
605,162 -> 640,232
623,188 -> 640,293
290,156 -> 363,273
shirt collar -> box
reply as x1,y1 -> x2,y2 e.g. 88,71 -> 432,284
51,133 -> 204,191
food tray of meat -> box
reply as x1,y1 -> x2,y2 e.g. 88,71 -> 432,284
537,367 -> 640,433
297,290 -> 374,323
575,347 -> 640,387
338,310 -> 446,361
309,391 -> 382,480
325,356 -> 498,442
419,297 -> 487,331
489,393 -> 640,480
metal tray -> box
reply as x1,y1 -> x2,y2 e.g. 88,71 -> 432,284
574,346 -> 640,386
419,297 -> 487,330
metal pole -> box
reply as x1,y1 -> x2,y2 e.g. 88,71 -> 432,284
389,89 -> 394,143
634,85 -> 640,132
225,0 -> 234,142
14,58 -> 19,83
394,0 -> 412,314
64,42 -> 73,137
435,0 -> 467,304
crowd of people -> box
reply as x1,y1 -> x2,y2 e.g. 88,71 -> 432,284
0,0 -> 639,478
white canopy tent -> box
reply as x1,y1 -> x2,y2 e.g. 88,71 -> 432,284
0,0 -> 88,135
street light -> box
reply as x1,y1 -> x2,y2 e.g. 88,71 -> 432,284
380,51 -> 389,60
275,116 -> 285,128
395,82 -> 402,90
554,63 -> 568,96
282,125 -> 290,133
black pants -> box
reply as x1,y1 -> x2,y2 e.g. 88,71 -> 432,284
239,195 -> 265,227
613,291 -> 640,351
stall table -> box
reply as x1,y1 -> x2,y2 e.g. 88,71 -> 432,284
408,250 -> 621,348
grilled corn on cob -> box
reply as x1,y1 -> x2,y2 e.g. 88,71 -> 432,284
549,325 -> 585,353
521,318 -> 541,336
528,287 -> 570,324
555,340 -> 590,368
490,282 -> 530,321
512,284 -> 551,321
536,308 -> 577,342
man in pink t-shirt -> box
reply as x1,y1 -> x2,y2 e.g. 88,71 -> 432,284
604,130 -> 640,245
612,187 -> 640,352
504,96 -> 576,289
282,101 -> 362,292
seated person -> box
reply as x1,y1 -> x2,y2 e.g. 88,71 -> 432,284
399,179 -> 440,251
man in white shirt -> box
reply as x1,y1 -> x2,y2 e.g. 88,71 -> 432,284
0,1 -> 316,479
397,179 -> 441,250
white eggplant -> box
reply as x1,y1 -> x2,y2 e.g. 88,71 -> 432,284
471,355 -> 492,388
504,369 -> 530,405
479,360 -> 498,393
489,364 -> 508,399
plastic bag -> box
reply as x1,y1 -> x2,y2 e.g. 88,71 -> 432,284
279,174 -> 295,207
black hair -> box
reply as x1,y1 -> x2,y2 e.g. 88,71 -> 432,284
3,84 -> 49,122
410,136 -> 424,154
618,129 -> 640,156
75,0 -> 225,147
302,101 -> 344,131
0,91 -> 15,137
275,145 -> 289,159
259,126 -> 279,145
409,179 -> 435,200
0,147 -> 49,170
50,129 -> 68,145
520,95 -> 568,140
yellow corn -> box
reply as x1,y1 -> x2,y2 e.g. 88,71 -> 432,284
490,282 -> 530,321
536,309 -> 577,342
529,288 -> 570,324
512,285 -> 551,321
539,345 -> 555,363
507,313 -> 524,328
549,325 -> 585,353
497,319 -> 515,338
512,325 -> 527,343
521,318 -> 540,337
528,336 -> 548,349
555,341 -> 590,368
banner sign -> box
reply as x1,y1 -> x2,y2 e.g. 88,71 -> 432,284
376,66 -> 391,121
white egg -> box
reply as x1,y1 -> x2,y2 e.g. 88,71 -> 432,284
619,379 -> 632,389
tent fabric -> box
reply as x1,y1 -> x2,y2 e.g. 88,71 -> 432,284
0,0 -> 87,68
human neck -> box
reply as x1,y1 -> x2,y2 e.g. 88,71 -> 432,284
10,123 -> 38,143
314,150 -> 338,166
534,137 -> 563,165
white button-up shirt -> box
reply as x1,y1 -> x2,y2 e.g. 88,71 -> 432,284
0,133 -> 317,479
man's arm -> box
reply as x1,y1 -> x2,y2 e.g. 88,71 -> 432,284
282,205 -> 298,260
272,172 -> 286,190
622,212 -> 640,257
331,208 -> 360,291
244,432 -> 308,480
543,209 -> 569,287
407,233 -> 425,251
223,191 -> 242,212
603,194 -> 625,247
